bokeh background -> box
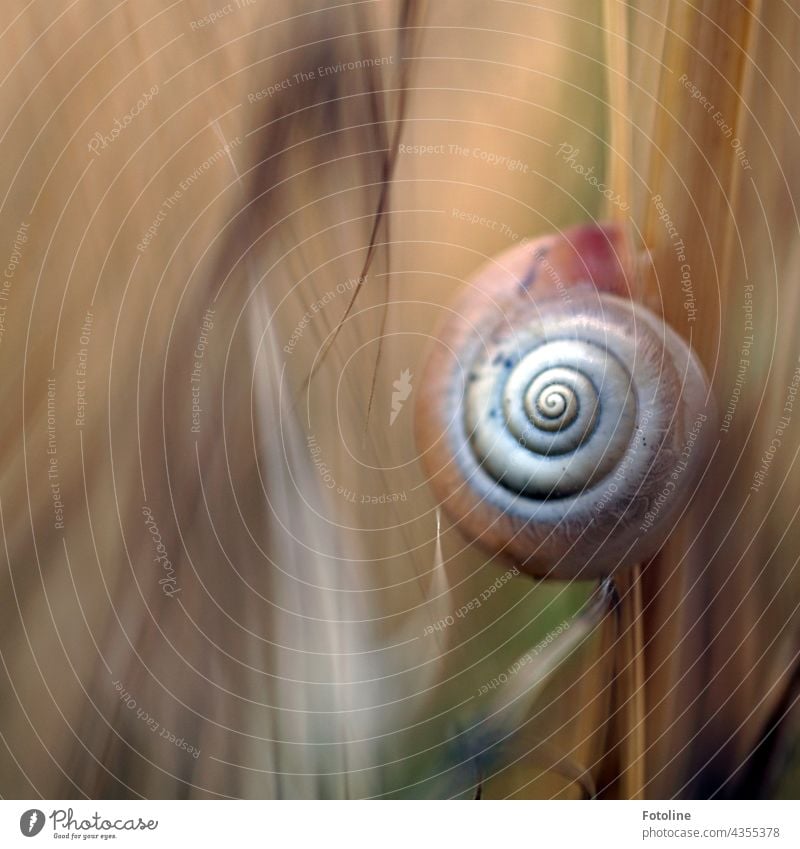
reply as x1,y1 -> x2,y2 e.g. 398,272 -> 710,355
1,0 -> 799,799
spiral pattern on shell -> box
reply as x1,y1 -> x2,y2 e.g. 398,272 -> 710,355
416,225 -> 714,579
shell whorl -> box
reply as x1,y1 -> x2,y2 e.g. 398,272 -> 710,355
467,309 -> 638,499
416,224 -> 715,579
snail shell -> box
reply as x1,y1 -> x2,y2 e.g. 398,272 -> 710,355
416,224 -> 714,579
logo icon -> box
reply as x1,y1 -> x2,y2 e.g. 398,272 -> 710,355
389,368 -> 413,426
20,809 -> 45,837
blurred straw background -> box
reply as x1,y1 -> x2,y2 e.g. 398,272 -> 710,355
0,0 -> 798,799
